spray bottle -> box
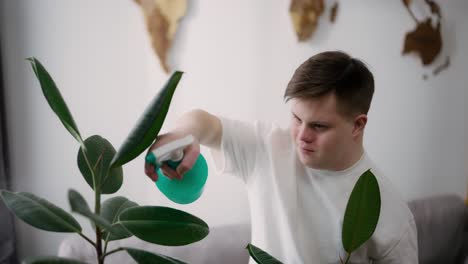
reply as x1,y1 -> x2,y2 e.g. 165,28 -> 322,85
145,135 -> 208,204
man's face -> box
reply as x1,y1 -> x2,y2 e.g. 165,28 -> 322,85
290,94 -> 362,170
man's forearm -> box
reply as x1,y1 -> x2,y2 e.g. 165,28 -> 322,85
172,109 -> 222,150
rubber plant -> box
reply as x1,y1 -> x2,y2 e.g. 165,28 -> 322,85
246,169 -> 381,264
0,58 -> 209,264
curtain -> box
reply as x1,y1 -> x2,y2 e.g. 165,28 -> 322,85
0,35 -> 17,263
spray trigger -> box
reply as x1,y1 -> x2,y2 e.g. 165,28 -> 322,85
145,135 -> 194,169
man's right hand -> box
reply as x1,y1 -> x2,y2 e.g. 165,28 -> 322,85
144,131 -> 200,182
144,109 -> 222,182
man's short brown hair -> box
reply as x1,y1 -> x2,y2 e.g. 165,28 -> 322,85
284,51 -> 374,119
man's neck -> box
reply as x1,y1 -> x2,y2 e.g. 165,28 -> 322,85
333,145 -> 365,171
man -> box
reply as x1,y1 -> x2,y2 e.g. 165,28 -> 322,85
145,51 -> 418,263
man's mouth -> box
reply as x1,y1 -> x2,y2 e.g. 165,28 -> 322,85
299,146 -> 314,153
298,142 -> 314,152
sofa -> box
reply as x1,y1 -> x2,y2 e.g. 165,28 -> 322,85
59,194 -> 468,264
408,195 -> 468,264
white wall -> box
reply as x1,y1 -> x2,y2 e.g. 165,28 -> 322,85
1,0 -> 467,259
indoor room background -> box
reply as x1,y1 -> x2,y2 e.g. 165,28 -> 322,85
1,0 -> 467,259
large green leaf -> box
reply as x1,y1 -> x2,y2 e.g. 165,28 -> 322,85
22,256 -> 88,264
246,244 -> 283,264
110,71 -> 183,168
342,169 -> 381,253
77,135 -> 123,194
27,57 -> 83,145
101,196 -> 138,241
118,206 -> 209,246
67,189 -> 125,238
124,247 -> 188,264
0,190 -> 81,233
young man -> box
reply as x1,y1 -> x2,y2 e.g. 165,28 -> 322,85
145,51 -> 418,263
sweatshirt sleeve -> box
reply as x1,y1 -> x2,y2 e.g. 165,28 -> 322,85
210,117 -> 263,183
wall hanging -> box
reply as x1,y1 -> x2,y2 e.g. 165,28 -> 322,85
135,0 -> 187,73
402,0 -> 450,78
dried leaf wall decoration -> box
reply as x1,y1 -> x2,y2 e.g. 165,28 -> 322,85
402,0 -> 412,7
135,0 -> 187,73
289,0 -> 325,41
425,0 -> 441,18
330,2 -> 339,23
402,0 -> 443,66
402,18 -> 442,65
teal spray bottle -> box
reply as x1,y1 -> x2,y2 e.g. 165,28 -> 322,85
145,135 -> 208,204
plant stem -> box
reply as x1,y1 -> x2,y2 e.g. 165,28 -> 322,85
81,148 -> 98,196
93,154 -> 104,173
81,147 -> 104,263
344,253 -> 351,264
95,188 -> 103,264
103,235 -> 110,256
78,233 -> 96,247
102,247 -> 125,258
95,153 -> 105,261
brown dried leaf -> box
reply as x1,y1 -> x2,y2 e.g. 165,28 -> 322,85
402,18 -> 442,65
289,0 -> 325,41
148,7 -> 171,73
425,0 -> 441,18
330,2 -> 339,23
135,0 -> 187,73
402,0 -> 412,7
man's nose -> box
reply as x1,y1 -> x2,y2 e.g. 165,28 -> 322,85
298,126 -> 315,143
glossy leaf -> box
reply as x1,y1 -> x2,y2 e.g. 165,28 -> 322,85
68,189 -> 125,237
342,169 -> 381,253
124,247 -> 188,264
27,57 -> 83,145
67,189 -> 92,216
110,71 -> 183,168
119,206 -> 209,246
22,256 -> 87,264
246,244 -> 283,264
0,190 -> 81,233
101,196 -> 138,241
77,135 -> 123,194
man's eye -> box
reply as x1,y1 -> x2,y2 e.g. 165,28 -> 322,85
313,124 -> 327,130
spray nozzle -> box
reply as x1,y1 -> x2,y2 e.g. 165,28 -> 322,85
145,135 -> 195,169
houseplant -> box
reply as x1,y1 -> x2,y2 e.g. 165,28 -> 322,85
0,58 -> 208,264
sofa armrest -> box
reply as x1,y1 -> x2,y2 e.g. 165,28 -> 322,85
408,194 -> 468,264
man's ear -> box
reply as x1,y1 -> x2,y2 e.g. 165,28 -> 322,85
352,114 -> 367,137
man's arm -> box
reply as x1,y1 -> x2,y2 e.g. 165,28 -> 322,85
172,109 -> 222,150
144,109 -> 222,181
